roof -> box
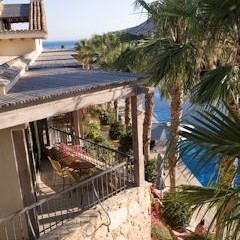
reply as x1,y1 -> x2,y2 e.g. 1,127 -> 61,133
2,4 -> 30,19
0,0 -> 47,39
0,49 -> 149,112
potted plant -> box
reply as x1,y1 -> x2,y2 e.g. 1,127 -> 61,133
109,121 -> 125,140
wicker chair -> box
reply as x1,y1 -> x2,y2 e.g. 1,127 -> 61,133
47,156 -> 69,189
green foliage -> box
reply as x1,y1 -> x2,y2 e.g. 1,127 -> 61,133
144,158 -> 158,183
93,135 -> 115,165
161,200 -> 192,229
186,234 -> 215,240
98,107 -> 115,125
87,106 -> 99,118
94,135 -> 113,148
109,121 -> 125,140
84,121 -> 101,139
119,126 -> 132,153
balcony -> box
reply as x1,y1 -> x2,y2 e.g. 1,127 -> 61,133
0,128 -> 136,239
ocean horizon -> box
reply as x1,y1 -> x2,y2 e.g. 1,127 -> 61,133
43,40 -> 78,50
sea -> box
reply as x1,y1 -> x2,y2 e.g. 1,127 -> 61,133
43,40 -> 77,50
43,40 -> 237,187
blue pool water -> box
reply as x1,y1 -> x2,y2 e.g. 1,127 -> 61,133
152,89 -> 219,186
152,89 -> 239,187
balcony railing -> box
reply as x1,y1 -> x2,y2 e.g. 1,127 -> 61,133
50,127 -> 133,171
0,129 -> 135,240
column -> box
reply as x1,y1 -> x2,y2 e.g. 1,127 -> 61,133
131,94 -> 145,186
72,110 -> 80,145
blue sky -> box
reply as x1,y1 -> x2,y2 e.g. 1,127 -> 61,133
4,0 -> 148,41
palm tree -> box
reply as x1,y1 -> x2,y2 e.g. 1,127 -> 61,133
74,39 -> 98,69
143,91 -> 154,160
179,104 -> 240,240
190,0 -> 240,190
134,0 -> 200,193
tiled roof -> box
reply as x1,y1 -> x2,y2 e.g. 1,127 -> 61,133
2,4 -> 30,18
0,50 -> 149,112
0,0 -> 47,39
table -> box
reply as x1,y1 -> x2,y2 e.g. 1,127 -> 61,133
66,157 -> 95,174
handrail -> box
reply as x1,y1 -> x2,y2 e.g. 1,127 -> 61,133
0,162 -> 127,223
0,128 -> 135,239
50,126 -> 132,159
0,160 -> 134,239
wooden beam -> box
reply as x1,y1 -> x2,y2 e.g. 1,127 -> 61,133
0,86 -> 137,130
131,94 -> 145,186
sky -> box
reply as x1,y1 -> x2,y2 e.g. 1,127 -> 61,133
4,0 -> 148,41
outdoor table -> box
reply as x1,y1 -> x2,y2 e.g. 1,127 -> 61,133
66,157 -> 95,174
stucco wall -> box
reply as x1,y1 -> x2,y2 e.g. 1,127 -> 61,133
0,39 -> 42,56
0,128 -> 23,217
40,183 -> 151,240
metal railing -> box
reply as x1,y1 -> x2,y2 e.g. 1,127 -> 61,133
0,128 -> 135,240
49,127 -> 133,170
0,161 -> 134,240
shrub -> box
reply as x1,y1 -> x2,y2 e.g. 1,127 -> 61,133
119,126 -> 132,153
161,200 -> 192,229
94,135 -> 113,148
109,121 -> 125,140
93,135 -> 114,165
98,107 -> 115,125
145,158 -> 158,183
84,121 -> 101,139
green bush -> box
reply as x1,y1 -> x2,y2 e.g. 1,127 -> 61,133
109,121 -> 125,140
93,135 -> 114,165
98,107 -> 115,125
94,135 -> 113,148
119,126 -> 132,153
162,200 -> 192,229
145,158 -> 158,183
84,121 -> 101,139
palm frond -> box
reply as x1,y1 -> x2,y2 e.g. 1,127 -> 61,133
191,65 -> 240,106
172,184 -> 240,239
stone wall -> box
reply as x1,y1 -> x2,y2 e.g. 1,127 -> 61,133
41,183 -> 151,240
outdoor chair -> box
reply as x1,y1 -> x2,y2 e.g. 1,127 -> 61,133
47,156 -> 69,189
66,169 -> 84,184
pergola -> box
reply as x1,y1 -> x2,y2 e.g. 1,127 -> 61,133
0,49 -> 151,224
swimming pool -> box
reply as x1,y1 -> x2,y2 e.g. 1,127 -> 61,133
151,89 -> 233,187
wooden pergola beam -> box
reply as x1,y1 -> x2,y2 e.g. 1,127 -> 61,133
0,85 -> 144,130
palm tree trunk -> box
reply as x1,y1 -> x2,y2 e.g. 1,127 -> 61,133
169,84 -> 183,194
143,91 -> 154,160
125,97 -> 131,128
114,100 -> 118,122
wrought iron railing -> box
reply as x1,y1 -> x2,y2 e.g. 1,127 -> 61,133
49,127 -> 133,170
0,161 -> 134,240
0,128 -> 135,239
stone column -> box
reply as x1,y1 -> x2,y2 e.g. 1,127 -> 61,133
131,94 -> 145,186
